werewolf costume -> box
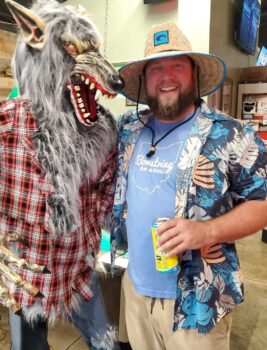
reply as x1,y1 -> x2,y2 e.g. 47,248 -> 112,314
0,0 -> 124,349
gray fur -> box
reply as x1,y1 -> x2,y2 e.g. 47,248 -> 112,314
91,326 -> 117,350
12,0 -> 119,234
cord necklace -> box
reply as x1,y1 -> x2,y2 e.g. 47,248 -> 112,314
145,107 -> 197,158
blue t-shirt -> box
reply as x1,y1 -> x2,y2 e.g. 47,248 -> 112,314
126,111 -> 198,298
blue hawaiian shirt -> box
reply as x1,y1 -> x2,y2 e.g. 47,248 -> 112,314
111,101 -> 267,333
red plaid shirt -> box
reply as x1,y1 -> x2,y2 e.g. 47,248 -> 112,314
0,99 -> 116,318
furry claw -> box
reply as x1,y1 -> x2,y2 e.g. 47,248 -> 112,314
14,307 -> 23,316
43,267 -> 51,274
17,238 -> 29,247
35,291 -> 45,298
0,280 -> 20,313
0,239 -> 49,308
0,262 -> 41,297
0,242 -> 49,274
0,233 -> 26,245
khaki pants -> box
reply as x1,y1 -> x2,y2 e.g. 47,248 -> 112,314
121,271 -> 232,350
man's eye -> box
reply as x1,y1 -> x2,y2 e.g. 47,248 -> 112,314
150,66 -> 160,72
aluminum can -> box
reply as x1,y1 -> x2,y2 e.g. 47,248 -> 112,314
151,217 -> 179,273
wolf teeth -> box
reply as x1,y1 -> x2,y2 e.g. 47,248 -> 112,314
81,75 -> 85,81
74,86 -> 80,91
85,78 -> 90,85
77,98 -> 82,103
79,103 -> 84,108
95,89 -> 102,100
90,83 -> 95,90
84,113 -> 90,118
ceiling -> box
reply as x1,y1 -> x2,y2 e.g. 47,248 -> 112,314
1,0 -> 267,46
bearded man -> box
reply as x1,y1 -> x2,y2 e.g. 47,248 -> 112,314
111,22 -> 267,350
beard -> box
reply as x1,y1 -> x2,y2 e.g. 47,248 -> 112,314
146,83 -> 196,121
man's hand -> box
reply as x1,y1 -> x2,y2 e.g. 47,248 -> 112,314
0,234 -> 50,313
156,218 -> 213,257
156,200 -> 267,258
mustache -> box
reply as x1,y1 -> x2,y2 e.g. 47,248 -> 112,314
146,84 -> 196,121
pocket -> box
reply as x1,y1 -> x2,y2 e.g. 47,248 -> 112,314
0,137 -> 49,225
21,137 -> 44,173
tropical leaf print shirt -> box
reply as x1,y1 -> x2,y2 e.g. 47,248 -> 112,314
111,101 -> 267,333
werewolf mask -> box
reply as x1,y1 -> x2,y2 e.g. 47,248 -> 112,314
5,0 -> 124,234
6,0 -> 124,126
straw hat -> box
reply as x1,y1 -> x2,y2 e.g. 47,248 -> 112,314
119,22 -> 227,105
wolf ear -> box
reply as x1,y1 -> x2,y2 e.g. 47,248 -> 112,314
77,5 -> 88,16
5,0 -> 46,50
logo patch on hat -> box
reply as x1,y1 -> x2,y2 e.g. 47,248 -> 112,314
154,30 -> 169,46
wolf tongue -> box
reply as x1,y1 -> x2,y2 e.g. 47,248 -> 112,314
88,90 -> 97,120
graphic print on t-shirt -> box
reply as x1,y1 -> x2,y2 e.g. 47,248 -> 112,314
125,111 -> 198,298
132,140 -> 183,194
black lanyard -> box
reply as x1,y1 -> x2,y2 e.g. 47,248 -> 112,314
145,108 -> 197,158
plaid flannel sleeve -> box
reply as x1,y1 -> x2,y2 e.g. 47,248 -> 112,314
96,147 -> 117,228
0,100 -> 15,135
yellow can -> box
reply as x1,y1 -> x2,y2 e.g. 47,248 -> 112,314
151,218 -> 179,273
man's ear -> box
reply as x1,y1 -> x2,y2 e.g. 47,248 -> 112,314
5,0 -> 46,50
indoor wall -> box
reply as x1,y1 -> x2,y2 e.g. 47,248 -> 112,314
209,0 -> 260,117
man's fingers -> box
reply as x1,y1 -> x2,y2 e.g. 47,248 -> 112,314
158,234 -> 183,254
157,227 -> 180,246
165,242 -> 186,257
156,219 -> 178,235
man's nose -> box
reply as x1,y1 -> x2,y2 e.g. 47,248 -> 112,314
162,66 -> 176,78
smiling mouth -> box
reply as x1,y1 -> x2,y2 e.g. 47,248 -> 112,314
67,73 -> 116,126
159,86 -> 178,93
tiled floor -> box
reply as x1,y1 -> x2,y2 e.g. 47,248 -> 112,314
230,231 -> 267,350
0,231 -> 267,350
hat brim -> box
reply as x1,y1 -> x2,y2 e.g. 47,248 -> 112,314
118,51 -> 227,105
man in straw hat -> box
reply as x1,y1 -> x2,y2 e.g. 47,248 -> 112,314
111,22 -> 267,350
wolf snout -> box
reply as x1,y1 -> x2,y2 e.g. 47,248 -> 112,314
109,74 -> 125,92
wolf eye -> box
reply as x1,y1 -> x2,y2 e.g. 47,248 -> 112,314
67,44 -> 79,54
64,43 -> 79,55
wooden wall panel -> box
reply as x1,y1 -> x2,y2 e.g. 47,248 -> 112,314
0,29 -> 17,99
